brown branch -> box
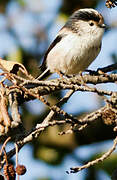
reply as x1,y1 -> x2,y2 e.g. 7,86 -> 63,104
6,74 -> 115,106
22,73 -> 117,86
0,137 -> 11,157
9,92 -> 22,128
43,90 -> 74,124
0,119 -> 67,167
0,64 -> 117,173
1,102 -> 112,167
0,98 -> 116,169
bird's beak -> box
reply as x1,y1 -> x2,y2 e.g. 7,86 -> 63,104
99,23 -> 109,29
101,23 -> 106,28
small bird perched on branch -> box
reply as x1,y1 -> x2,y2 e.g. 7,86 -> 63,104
37,8 -> 106,80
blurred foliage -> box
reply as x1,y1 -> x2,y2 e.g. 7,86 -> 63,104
110,53 -> 117,73
37,178 -> 51,180
60,0 -> 98,15
112,53 -> 117,63
33,125 -> 77,165
32,114 -> 116,165
0,0 -> 9,13
97,153 -> 117,176
85,166 -> 97,180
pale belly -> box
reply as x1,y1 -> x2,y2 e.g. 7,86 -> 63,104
46,33 -> 101,75
64,46 -> 101,75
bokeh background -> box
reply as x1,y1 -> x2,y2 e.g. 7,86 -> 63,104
0,0 -> 117,179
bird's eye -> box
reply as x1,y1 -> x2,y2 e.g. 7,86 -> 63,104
89,22 -> 94,26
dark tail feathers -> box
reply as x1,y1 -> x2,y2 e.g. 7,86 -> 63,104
36,66 -> 51,80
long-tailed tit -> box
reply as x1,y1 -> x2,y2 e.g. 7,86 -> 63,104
37,8 -> 106,80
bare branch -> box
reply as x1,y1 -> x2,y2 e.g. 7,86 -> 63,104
0,63 -> 117,174
68,136 -> 117,173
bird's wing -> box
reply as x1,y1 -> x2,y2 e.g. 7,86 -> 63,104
37,34 -> 64,80
40,35 -> 63,71
37,27 -> 69,80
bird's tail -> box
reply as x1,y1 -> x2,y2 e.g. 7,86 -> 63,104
36,66 -> 51,80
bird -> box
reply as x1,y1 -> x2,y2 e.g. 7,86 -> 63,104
37,8 -> 106,80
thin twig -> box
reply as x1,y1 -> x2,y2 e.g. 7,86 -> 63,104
68,136 -> 117,173
0,137 -> 11,156
98,63 -> 117,73
19,87 -> 80,124
15,143 -> 18,167
9,92 -> 21,127
43,90 -> 74,124
15,143 -> 20,180
0,120 -> 67,167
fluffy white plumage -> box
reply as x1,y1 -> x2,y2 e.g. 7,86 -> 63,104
37,8 -> 105,80
46,29 -> 103,75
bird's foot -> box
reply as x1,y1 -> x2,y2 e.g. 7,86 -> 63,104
54,69 -> 64,78
64,74 -> 76,78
